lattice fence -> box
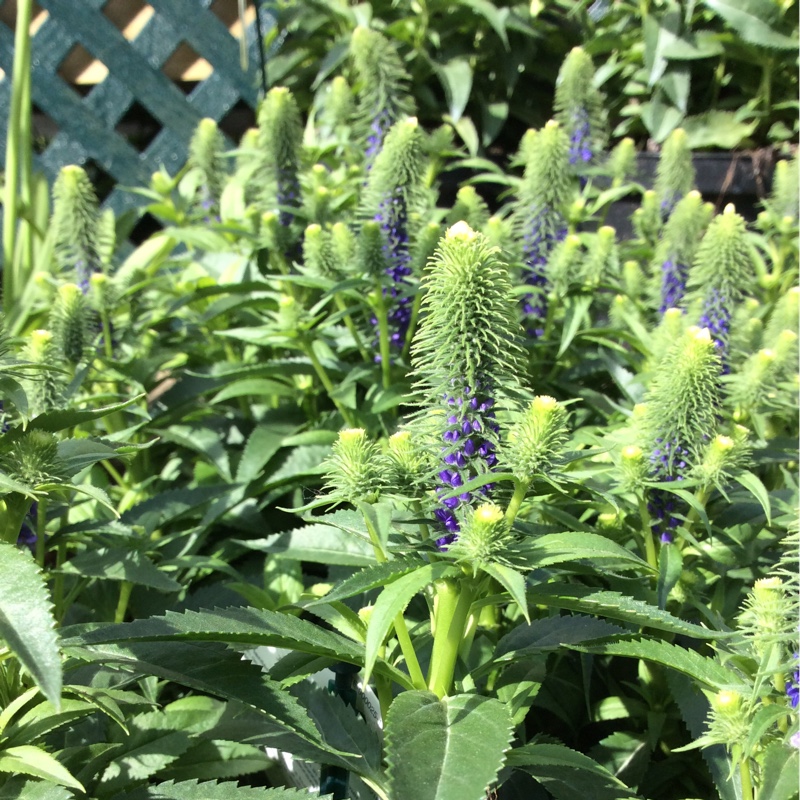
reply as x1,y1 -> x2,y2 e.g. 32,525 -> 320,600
0,0 -> 275,216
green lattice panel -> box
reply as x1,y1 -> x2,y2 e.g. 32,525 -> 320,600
0,0 -> 275,215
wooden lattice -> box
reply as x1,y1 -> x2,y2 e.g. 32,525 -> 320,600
0,0 -> 274,215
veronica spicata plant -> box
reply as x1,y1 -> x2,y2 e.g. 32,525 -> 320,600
554,46 -> 607,170
513,120 -> 575,335
654,127 -> 696,219
687,204 -> 756,372
350,26 -> 415,164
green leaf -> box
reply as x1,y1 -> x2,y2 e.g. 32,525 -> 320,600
236,423 -> 296,484
661,30 -> 724,59
60,547 -> 181,592
435,58 -> 474,122
494,615 -> 626,662
28,395 -> 145,433
526,532 -> 652,572
157,740 -> 271,783
644,5 -> 682,87
56,438 -> 122,476
734,471 -> 772,525
682,111 -> 758,149
243,523 -> 377,566
0,745 -> 83,791
4,697 -> 95,746
526,584 -> 721,639
481,563 -> 529,622
657,543 -> 683,610
63,640 -> 329,748
0,543 -> 62,708
758,742 -> 800,800
302,557 -> 421,607
456,0 -> 509,47
385,692 -> 513,800
569,637 -> 742,690
294,683 -> 382,780
129,779 -> 333,799
639,96 -> 684,142
63,606 -> 413,689
702,0 -> 797,49
507,743 -> 639,799
210,379 -> 297,405
558,295 -> 593,358
742,704 -> 790,760
365,563 -> 459,683
0,778 -> 73,799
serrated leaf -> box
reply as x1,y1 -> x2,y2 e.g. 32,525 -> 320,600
494,615 -> 626,662
63,639 -> 332,751
0,778 -> 73,799
0,745 -> 83,791
127,778 -> 330,800
4,697 -> 94,746
702,0 -> 797,49
62,606 -> 413,689
0,542 -> 61,707
262,444 -> 330,488
481,563 -> 529,622
385,692 -> 513,800
657,542 -> 683,610
507,743 -> 640,799
302,558 -> 421,607
758,742 -> 800,800
157,740 -> 272,783
121,486 -> 229,534
569,637 -> 741,690
365,563 -> 459,683
236,424 -> 297,484
28,395 -> 145,432
682,111 -> 759,149
244,523 -> 377,566
56,438 -> 122,476
60,547 -> 180,592
293,683 -> 382,780
526,532 -> 652,572
527,584 -> 721,639
734,472 -> 772,525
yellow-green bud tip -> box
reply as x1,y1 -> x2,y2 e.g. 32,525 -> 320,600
339,428 -> 366,442
622,445 -> 643,460
474,503 -> 504,525
447,221 -> 477,240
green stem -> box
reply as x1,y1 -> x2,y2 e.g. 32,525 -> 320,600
428,577 -> 475,698
410,500 -> 431,542
400,289 -> 423,365
334,294 -> 370,363
114,580 -> 133,623
638,495 -> 658,571
732,746 -> 753,800
53,539 -> 66,621
504,479 -> 530,527
35,498 -> 47,569
302,340 -> 356,427
363,514 -> 425,690
2,0 -> 33,312
372,291 -> 392,389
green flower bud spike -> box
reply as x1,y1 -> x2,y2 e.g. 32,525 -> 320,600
619,444 -> 648,493
187,117 -> 226,214
553,47 -> 607,168
688,204 -> 756,368
608,137 -> 637,187
693,430 -> 749,490
2,430 -> 65,487
449,502 -> 513,571
257,87 -> 303,228
52,165 -> 101,292
654,128 -> 695,218
384,430 -> 429,496
302,224 -> 336,278
765,156 -> 798,223
322,75 -> 355,130
632,189 -> 662,248
350,27 -> 415,162
446,186 -> 490,231
324,428 -> 382,504
583,225 -> 618,286
653,190 -> 713,314
50,283 -> 91,365
25,330 -> 62,416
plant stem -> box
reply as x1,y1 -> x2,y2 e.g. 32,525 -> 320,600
302,340 -> 356,426
732,746 -> 753,800
35,498 -> 47,569
400,290 -> 423,364
114,580 -> 133,623
638,495 -> 658,571
363,514 -> 426,690
372,290 -> 392,389
334,294 -> 370,363
428,577 -> 474,698
2,0 -> 33,312
504,479 -> 530,527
